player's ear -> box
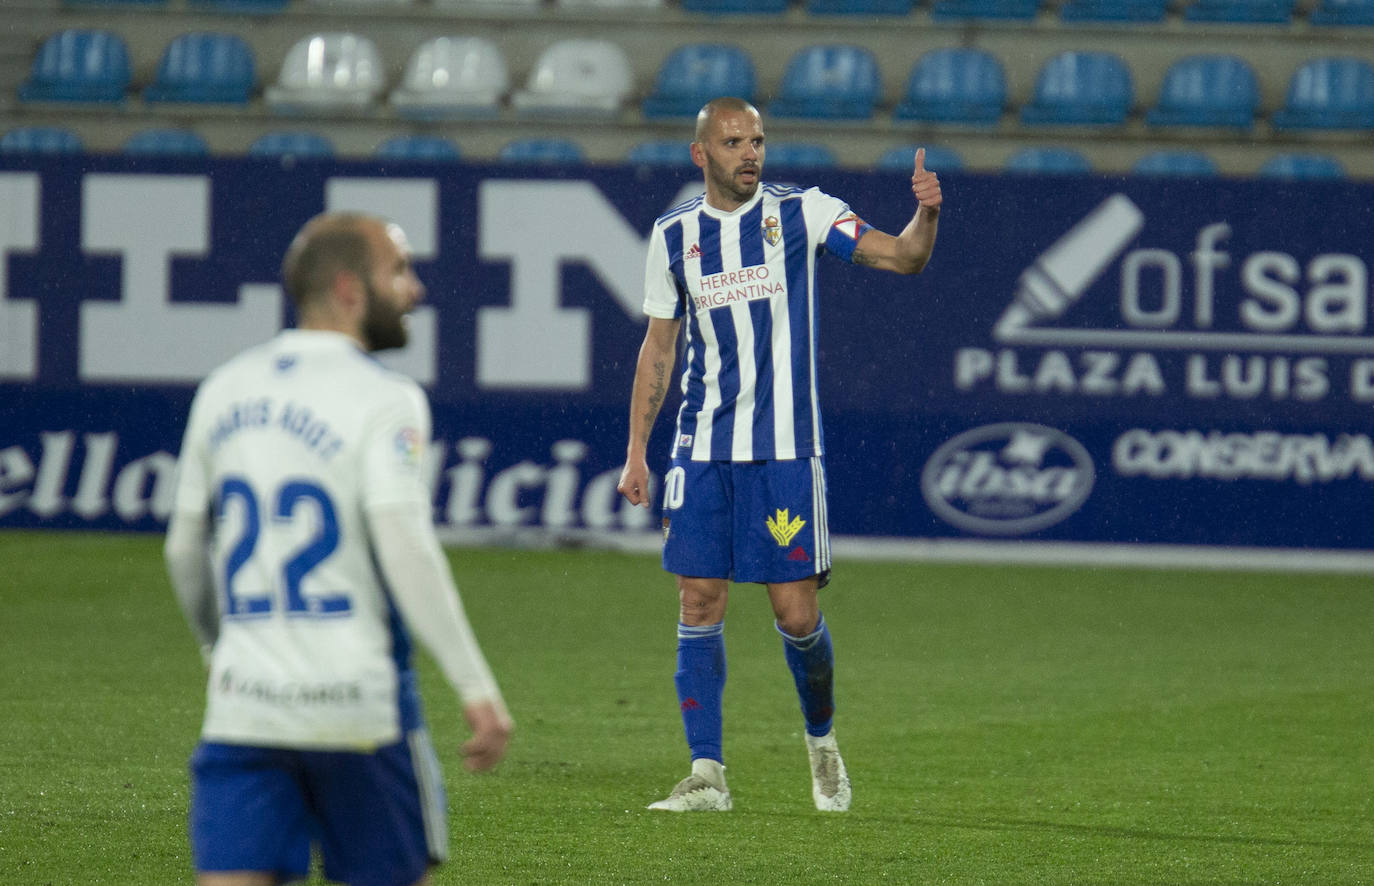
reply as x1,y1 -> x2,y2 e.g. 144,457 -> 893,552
690,142 -> 707,170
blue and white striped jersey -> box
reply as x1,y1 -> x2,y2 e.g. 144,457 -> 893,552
643,183 -> 873,462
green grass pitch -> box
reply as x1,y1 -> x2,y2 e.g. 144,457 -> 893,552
2,530 -> 1372,884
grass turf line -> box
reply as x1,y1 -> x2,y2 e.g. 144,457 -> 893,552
1,530 -> 1371,884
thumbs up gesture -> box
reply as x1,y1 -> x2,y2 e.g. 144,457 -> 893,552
911,147 -> 942,210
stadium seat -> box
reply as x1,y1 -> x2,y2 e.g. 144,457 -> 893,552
1145,55 -> 1259,130
188,0 -> 289,10
1309,0 -> 1374,25
1004,146 -> 1092,174
1131,150 -> 1219,177
265,33 -> 386,113
1257,152 -> 1346,180
1059,0 -> 1166,20
557,0 -> 665,8
642,44 -> 756,119
1183,0 -> 1294,22
18,29 -> 131,103
931,0 -> 1040,20
511,39 -> 632,117
893,48 -> 1006,125
806,0 -> 915,13
498,138 -> 585,164
374,135 -> 461,161
680,0 -> 789,12
390,36 -> 508,119
431,0 -> 544,8
1271,57 -> 1374,130
1020,51 -> 1133,126
123,128 -> 211,156
247,130 -> 335,159
0,126 -> 84,154
626,140 -> 695,167
764,142 -> 837,169
876,144 -> 964,171
770,44 -> 882,121
144,32 -> 256,104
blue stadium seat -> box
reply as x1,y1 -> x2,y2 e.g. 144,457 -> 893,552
931,0 -> 1040,20
626,140 -> 695,167
1132,150 -> 1219,177
876,144 -> 964,172
1004,146 -> 1091,174
374,135 -> 461,162
1145,55 -> 1259,130
1020,51 -> 1133,126
770,45 -> 882,121
1257,152 -> 1346,180
18,29 -> 131,103
680,0 -> 788,11
123,128 -> 210,156
806,0 -> 915,13
498,138 -> 585,165
765,142 -> 836,169
1310,0 -> 1374,25
1272,57 -> 1374,130
188,0 -> 289,11
144,32 -> 255,104
1059,0 -> 1166,20
247,131 -> 335,159
0,126 -> 84,154
893,48 -> 1006,125
1183,0 -> 1294,22
642,45 -> 756,119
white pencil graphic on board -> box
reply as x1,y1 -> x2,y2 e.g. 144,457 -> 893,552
995,194 -> 1145,339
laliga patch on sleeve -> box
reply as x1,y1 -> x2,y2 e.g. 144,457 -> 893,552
393,427 -> 423,470
831,212 -> 866,241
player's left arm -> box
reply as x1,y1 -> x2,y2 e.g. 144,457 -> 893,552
852,147 -> 943,275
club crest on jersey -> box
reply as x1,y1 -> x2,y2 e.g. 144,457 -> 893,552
683,243 -> 703,261
766,508 -> 806,547
762,216 -> 781,246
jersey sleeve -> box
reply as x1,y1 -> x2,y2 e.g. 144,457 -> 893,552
806,188 -> 874,263
359,380 -> 433,512
642,221 -> 685,320
170,382 -> 215,517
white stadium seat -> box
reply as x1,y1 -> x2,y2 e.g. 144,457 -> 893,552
265,32 -> 386,113
390,36 -> 508,119
510,39 -> 632,117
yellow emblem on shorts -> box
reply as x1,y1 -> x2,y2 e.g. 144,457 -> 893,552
766,508 -> 806,547
763,215 -> 781,246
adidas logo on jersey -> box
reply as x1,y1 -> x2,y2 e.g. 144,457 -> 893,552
684,243 -> 703,261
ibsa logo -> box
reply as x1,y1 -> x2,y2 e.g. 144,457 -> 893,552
920,423 -> 1095,535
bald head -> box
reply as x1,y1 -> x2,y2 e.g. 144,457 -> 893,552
694,97 -> 761,144
281,212 -> 382,313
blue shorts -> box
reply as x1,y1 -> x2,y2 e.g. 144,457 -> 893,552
661,456 -> 832,586
189,730 -> 447,886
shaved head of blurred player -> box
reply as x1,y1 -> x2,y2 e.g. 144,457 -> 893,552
282,213 -> 425,353
692,97 -> 765,212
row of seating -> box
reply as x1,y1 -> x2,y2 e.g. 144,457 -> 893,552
58,0 -> 1374,26
0,124 -> 1351,179
18,29 -> 1374,132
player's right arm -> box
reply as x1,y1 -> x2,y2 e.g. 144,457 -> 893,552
618,315 -> 681,507
164,388 -> 219,663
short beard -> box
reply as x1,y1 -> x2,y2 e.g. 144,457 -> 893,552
361,280 -> 408,352
706,152 -> 758,205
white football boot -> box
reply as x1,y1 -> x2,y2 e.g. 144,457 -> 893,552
806,730 -> 851,812
647,758 -> 733,811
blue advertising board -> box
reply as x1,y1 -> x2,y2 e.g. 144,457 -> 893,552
3,156 -> 1372,560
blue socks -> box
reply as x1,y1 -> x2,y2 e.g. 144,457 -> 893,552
778,614 -> 835,737
674,622 -> 726,762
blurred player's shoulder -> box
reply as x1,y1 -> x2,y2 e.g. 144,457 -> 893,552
656,192 -> 707,227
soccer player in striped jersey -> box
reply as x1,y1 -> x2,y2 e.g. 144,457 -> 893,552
164,212 -> 512,885
618,97 -> 942,812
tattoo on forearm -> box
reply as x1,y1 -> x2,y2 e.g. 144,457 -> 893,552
852,247 -> 879,268
638,358 -> 668,446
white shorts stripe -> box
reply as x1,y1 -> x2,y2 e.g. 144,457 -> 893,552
811,457 -> 831,572
407,726 -> 449,862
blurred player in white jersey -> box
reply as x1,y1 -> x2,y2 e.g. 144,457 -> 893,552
618,97 -> 942,812
165,212 -> 512,885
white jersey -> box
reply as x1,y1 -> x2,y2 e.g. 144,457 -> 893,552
643,183 -> 872,462
172,330 -> 434,749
